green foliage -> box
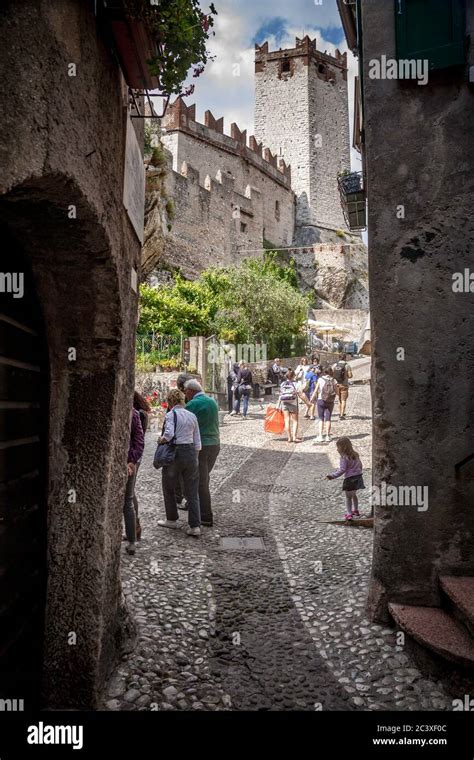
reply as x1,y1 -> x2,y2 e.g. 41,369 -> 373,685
244,251 -> 299,290
144,121 -> 162,158
150,145 -> 167,167
165,198 -> 175,218
138,256 -> 309,350
124,0 -> 217,96
335,229 -> 346,238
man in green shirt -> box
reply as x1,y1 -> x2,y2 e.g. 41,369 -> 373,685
184,380 -> 220,527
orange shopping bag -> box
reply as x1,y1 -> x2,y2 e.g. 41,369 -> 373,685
264,403 -> 285,434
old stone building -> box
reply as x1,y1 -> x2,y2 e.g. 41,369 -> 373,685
255,36 -> 351,243
149,98 -> 294,277
0,0 -> 143,708
339,0 -> 474,670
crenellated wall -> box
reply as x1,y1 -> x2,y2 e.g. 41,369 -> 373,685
147,153 -> 272,276
160,98 -> 295,267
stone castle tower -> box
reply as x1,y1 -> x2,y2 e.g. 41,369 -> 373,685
254,36 -> 351,245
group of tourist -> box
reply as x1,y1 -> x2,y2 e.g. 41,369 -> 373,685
123,374 -> 220,554
123,351 -> 361,549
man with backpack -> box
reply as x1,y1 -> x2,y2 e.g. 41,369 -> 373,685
310,366 -> 338,443
332,353 -> 353,420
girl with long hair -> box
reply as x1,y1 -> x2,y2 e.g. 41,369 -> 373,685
326,437 -> 365,521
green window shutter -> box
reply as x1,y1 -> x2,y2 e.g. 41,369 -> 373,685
395,0 -> 466,71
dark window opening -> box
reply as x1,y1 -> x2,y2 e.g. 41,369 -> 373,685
275,200 -> 280,221
281,59 -> 291,73
240,222 -> 247,233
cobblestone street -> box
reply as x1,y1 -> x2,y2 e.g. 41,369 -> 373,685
105,385 -> 451,711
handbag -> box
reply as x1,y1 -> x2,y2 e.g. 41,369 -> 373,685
264,402 -> 285,435
153,409 -> 177,469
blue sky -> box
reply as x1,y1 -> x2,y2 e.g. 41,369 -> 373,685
167,0 -> 360,169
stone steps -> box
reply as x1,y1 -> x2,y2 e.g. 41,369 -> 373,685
389,603 -> 474,670
440,576 -> 474,637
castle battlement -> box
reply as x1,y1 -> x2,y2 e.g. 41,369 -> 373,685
255,36 -> 347,82
162,97 -> 291,187
148,158 -> 263,210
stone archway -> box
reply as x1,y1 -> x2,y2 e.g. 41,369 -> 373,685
0,173 -> 137,708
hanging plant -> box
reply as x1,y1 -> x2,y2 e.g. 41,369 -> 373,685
122,0 -> 217,96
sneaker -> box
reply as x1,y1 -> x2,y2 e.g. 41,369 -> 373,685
352,510 -> 360,518
186,527 -> 201,538
230,411 -> 238,416
177,502 -> 189,511
344,513 -> 353,521
157,519 -> 179,529
340,414 -> 346,420
125,542 -> 136,555
325,435 -> 331,442
314,435 -> 324,443
242,415 -> 248,420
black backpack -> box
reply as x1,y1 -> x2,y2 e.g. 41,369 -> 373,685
333,362 -> 346,383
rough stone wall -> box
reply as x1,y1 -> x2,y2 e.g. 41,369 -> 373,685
0,0 -> 140,707
255,37 -> 350,240
158,159 -> 265,275
161,101 -> 295,255
296,243 -> 369,309
254,49 -> 311,225
362,0 -> 474,618
307,54 -> 351,233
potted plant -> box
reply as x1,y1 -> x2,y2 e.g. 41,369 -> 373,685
337,169 -> 362,195
337,170 -> 366,231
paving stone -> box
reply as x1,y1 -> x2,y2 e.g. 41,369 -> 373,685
101,388 -> 452,713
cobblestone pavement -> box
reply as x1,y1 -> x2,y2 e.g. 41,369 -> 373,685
103,384 -> 450,711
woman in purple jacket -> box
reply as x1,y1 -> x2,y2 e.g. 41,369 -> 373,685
124,407 -> 145,555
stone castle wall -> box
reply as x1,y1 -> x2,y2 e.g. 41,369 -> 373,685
254,37 -> 350,239
152,98 -> 295,275
150,156 -> 267,276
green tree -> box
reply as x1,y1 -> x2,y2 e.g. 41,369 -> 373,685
138,257 -> 309,350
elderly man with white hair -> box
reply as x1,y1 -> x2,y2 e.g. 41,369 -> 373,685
184,379 -> 220,527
